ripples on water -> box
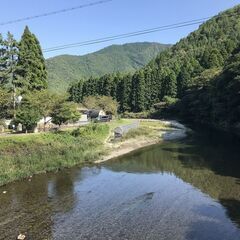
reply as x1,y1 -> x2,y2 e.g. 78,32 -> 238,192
0,128 -> 240,240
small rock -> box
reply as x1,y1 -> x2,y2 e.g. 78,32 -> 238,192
2,191 -> 7,194
17,234 -> 26,240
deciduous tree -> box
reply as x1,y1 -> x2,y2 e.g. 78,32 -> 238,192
51,102 -> 80,127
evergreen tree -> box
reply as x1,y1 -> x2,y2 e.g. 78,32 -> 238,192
111,72 -> 121,99
151,68 -> 162,103
117,73 -> 132,112
0,87 -> 12,119
202,48 -> 224,68
17,26 -> 47,92
161,67 -> 177,98
69,80 -> 84,103
102,74 -> 113,96
177,66 -> 191,97
0,32 -> 18,87
0,32 -> 19,118
131,70 -> 145,112
144,67 -> 153,109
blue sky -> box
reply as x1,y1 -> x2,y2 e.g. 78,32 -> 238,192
1,0 -> 240,58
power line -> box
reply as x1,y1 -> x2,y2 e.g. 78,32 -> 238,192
43,18 -> 209,53
43,11 -> 240,53
0,0 -> 113,26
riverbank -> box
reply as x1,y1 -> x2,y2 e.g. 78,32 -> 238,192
0,119 -> 135,186
0,119 -> 185,186
96,137 -> 160,163
96,119 -> 187,163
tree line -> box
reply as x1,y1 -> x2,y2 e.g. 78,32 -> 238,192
177,46 -> 240,135
0,27 -> 80,132
68,5 -> 240,135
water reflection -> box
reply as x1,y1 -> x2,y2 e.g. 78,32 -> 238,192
105,131 -> 240,228
0,130 -> 240,239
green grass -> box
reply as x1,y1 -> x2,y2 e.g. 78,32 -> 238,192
0,124 -> 110,186
107,118 -> 135,130
121,120 -> 171,141
0,119 -> 138,186
0,119 -> 171,186
121,127 -> 154,140
140,121 -> 171,129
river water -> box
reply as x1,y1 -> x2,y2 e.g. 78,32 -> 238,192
0,129 -> 240,240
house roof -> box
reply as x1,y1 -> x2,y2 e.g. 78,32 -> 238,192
89,109 -> 101,118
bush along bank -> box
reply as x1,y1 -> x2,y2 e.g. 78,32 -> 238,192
0,124 -> 109,186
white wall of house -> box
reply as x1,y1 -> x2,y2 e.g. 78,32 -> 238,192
96,110 -> 106,120
99,110 -> 106,116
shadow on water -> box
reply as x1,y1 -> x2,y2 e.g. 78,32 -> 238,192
104,127 -> 240,228
220,199 -> 240,227
185,220 -> 234,240
184,199 -> 240,240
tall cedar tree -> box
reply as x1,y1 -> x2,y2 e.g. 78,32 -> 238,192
0,32 -> 18,87
17,26 -> 47,92
132,70 -> 145,112
0,33 -> 19,118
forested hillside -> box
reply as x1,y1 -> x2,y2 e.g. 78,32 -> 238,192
178,46 -> 240,134
69,5 -> 240,135
46,42 -> 171,92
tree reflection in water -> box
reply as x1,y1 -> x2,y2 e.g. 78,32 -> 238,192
105,129 -> 240,228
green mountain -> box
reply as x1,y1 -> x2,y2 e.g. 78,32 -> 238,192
46,42 -> 171,92
147,5 -> 240,135
69,4 -> 240,135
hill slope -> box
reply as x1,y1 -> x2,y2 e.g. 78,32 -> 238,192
69,4 -> 240,134
46,42 -> 171,92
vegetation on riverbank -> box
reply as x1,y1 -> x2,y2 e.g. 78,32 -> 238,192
0,119 -> 171,186
121,121 -> 170,141
0,124 -> 109,186
0,119 -> 139,186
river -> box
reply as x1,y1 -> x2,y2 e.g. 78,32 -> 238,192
0,128 -> 240,240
